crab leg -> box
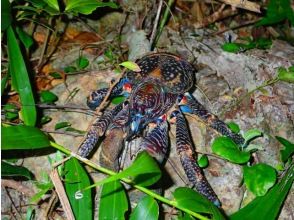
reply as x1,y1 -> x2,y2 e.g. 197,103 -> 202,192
99,103 -> 129,171
172,110 -> 220,206
77,103 -> 124,157
180,93 -> 245,146
87,77 -> 130,110
138,120 -> 169,163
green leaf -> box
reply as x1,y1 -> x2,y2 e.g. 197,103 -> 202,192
1,161 -> 34,179
40,90 -> 58,104
65,0 -> 119,15
119,61 -> 141,72
84,151 -> 161,190
243,164 -> 276,197
230,164 -> 294,220
76,56 -> 89,69
198,155 -> 209,168
43,0 -> 59,11
30,183 -> 53,203
130,196 -> 159,220
99,180 -> 128,220
7,26 -> 37,126
173,187 -> 225,220
1,125 -> 50,150
64,66 -> 77,73
278,67 -> 294,83
255,38 -> 272,50
221,43 -> 243,53
49,72 -> 63,79
27,0 -> 60,15
111,96 -> 126,105
243,129 -> 263,143
64,158 -> 92,220
276,136 -> 294,163
54,121 -> 71,130
226,122 -> 240,133
15,27 -> 34,49
256,0 -> 294,26
40,116 -> 52,124
65,127 -> 86,134
212,137 -> 251,164
3,103 -> 19,120
1,0 -> 12,31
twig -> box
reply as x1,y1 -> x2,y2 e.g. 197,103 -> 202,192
41,129 -> 84,137
44,190 -> 58,218
3,188 -> 23,220
37,17 -> 53,72
50,141 -> 210,220
2,179 -> 35,197
152,0 -> 175,49
50,169 -> 75,220
218,0 -> 261,13
194,5 -> 238,29
150,0 -> 164,48
220,77 -> 279,116
212,17 -> 261,35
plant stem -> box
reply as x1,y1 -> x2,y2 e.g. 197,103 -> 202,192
49,141 -> 210,220
220,77 -> 280,117
151,0 -> 175,49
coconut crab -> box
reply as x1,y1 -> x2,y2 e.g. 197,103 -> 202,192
77,53 -> 245,206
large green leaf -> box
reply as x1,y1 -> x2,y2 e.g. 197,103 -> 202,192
64,158 -> 92,220
7,26 -> 37,126
276,136 -> 294,163
173,187 -> 225,220
256,0 -> 294,26
211,137 -> 251,164
43,0 -> 59,11
243,164 -> 277,197
1,0 -> 12,31
130,196 -> 159,220
230,164 -> 294,220
2,125 -> 50,150
99,180 -> 128,220
1,161 -> 33,179
65,0 -> 118,15
84,151 -> 161,190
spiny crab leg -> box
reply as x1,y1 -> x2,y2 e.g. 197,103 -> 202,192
137,120 -> 169,164
171,110 -> 221,207
99,102 -> 130,171
87,77 -> 131,110
179,93 -> 245,146
77,102 -> 124,158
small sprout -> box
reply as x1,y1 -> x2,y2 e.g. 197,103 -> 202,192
55,121 -> 71,130
119,61 -> 141,72
76,56 -> 89,69
278,66 -> 294,83
64,66 -> 77,73
75,190 -> 83,200
243,129 -> 263,144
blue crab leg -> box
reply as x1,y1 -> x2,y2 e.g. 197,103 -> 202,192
138,120 -> 169,163
87,77 -> 131,110
99,102 -> 130,171
77,103 -> 124,157
172,110 -> 220,206
180,93 -> 245,146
